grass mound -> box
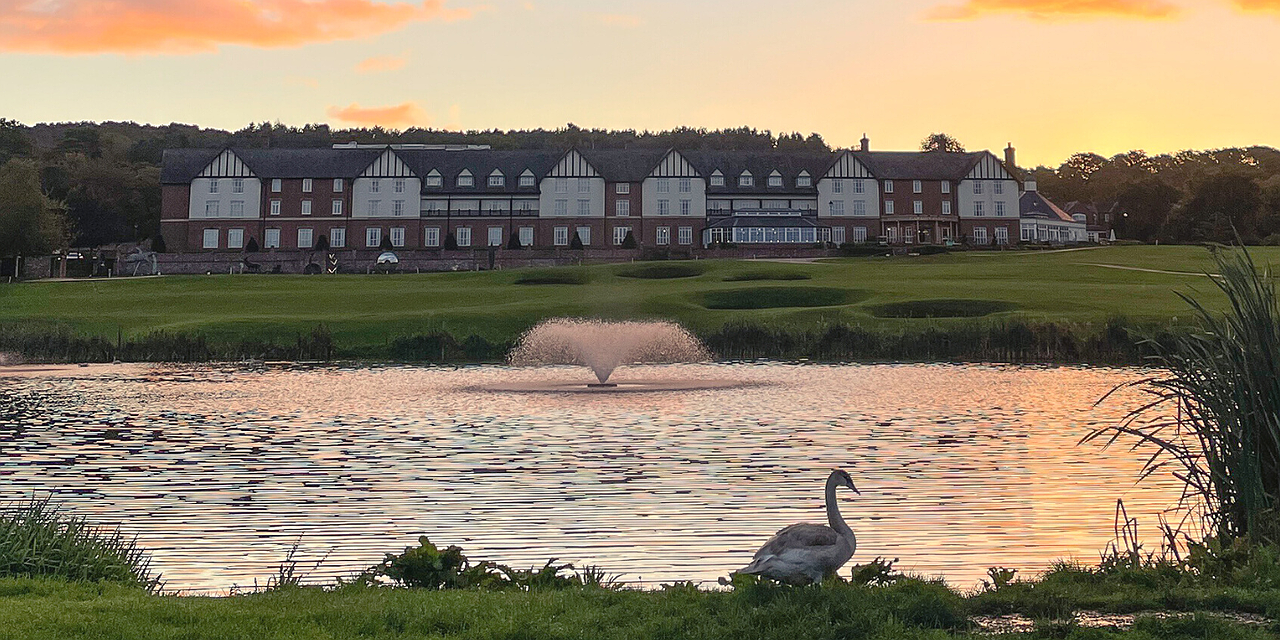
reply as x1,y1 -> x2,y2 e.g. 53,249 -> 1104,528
868,299 -> 1018,319
615,263 -> 706,280
722,270 -> 812,282
513,270 -> 589,285
702,287 -> 865,310
0,496 -> 157,590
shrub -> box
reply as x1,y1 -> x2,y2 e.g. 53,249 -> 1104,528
621,230 -> 638,249
314,234 -> 329,252
838,244 -> 889,257
615,263 -> 705,279
443,233 -> 459,250
151,234 -> 167,253
507,231 -> 522,250
701,286 -> 864,310
244,236 -> 259,253
378,234 -> 393,251
0,496 -> 158,590
569,231 -> 584,250
867,299 -> 1018,319
722,270 -> 811,282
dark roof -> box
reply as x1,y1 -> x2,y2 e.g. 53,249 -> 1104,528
578,148 -> 670,182
237,148 -> 383,179
398,149 -> 561,194
1021,191 -> 1077,224
683,150 -> 835,195
160,148 -> 221,184
707,215 -> 823,229
852,150 -> 985,181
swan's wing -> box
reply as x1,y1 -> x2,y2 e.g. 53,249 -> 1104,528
752,524 -> 839,559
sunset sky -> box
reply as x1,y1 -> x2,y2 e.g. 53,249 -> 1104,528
2,0 -> 1279,166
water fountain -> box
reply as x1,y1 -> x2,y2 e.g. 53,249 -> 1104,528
501,319 -> 732,392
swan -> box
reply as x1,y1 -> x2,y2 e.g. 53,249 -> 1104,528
734,469 -> 859,585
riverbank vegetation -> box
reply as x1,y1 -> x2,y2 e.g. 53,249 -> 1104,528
2,246 -> 1274,365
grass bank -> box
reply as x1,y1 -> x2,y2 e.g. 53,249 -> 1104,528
0,246 -> 1272,365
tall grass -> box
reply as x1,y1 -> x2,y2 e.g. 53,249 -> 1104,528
0,496 -> 158,590
1084,246 -> 1280,545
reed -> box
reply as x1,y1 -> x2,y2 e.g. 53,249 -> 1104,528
0,496 -> 158,590
1084,246 -> 1280,545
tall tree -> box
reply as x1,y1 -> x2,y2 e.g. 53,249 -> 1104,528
1167,173 -> 1262,243
0,159 -> 67,256
920,133 -> 965,153
0,118 -> 31,164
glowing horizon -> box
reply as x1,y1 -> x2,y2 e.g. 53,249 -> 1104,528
2,0 -> 1279,167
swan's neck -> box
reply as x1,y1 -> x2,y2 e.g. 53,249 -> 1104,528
825,475 -> 855,543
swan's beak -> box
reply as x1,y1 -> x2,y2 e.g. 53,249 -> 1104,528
849,482 -> 860,494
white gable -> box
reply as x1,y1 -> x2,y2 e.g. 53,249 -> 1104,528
824,152 -> 873,179
197,150 -> 255,178
490,168 -> 504,177
966,152 -> 1014,180
649,150 -> 700,178
549,150 -> 599,178
361,149 -> 415,178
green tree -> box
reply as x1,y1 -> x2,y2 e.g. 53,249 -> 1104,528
0,159 -> 68,257
1167,173 -> 1262,243
920,133 -> 965,153
1115,178 -> 1179,242
0,118 -> 31,164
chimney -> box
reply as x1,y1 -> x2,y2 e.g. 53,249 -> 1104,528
1004,143 -> 1016,169
1024,179 -> 1037,193
860,134 -> 869,152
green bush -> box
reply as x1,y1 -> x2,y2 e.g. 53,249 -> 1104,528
867,299 -> 1018,319
0,496 -> 157,590
615,263 -> 706,279
701,286 -> 864,309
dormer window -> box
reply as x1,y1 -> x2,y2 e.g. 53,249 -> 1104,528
797,173 -> 811,187
768,173 -> 782,188
458,171 -> 474,187
489,171 -> 505,188
711,172 -> 725,187
739,172 -> 754,187
426,171 -> 442,188
519,172 -> 535,188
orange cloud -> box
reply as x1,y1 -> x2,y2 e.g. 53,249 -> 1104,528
1233,0 -> 1280,13
0,0 -> 471,54
327,102 -> 430,128
356,53 -> 409,73
926,0 -> 1180,20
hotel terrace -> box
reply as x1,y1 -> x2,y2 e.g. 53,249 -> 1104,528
161,139 -> 1090,256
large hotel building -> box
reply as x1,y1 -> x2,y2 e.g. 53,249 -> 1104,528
161,139 -> 1088,254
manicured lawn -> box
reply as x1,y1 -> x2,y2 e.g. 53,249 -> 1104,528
0,246 -> 1274,355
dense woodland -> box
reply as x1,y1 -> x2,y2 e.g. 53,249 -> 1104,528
2,118 -> 1280,255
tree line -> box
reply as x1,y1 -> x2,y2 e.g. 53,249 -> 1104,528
2,119 -> 1279,257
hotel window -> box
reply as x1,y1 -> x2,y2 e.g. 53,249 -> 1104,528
209,180 -> 219,194
578,179 -> 591,194
913,180 -> 922,194
369,200 -> 380,216
424,227 -> 440,247
391,227 -> 406,248
271,179 -> 281,193
656,226 -> 670,245
995,181 -> 1005,195
887,227 -> 898,243
227,228 -> 244,249
914,201 -> 923,215
831,201 -> 845,216
973,181 -> 983,195
518,200 -> 535,212
739,173 -> 753,187
973,227 -> 988,244
577,199 -> 591,216
332,200 -> 343,215
996,202 -> 1006,217
711,174 -> 725,187
553,226 -> 569,246
575,226 -> 591,245
833,227 -> 846,244
995,227 -> 1009,245
488,227 -> 502,247
854,180 -> 865,194
613,226 -> 631,246
852,226 -> 867,243
853,201 -> 866,216
265,228 -> 280,248
615,183 -> 630,195
680,200 -> 691,216
394,200 -> 405,217
555,199 -> 568,216
334,179 -> 343,192
616,200 -> 630,217
942,201 -> 952,215
885,201 -> 895,215
205,202 -> 219,217
489,174 -> 505,187
232,179 -> 244,194
904,227 -> 916,244
297,228 -> 313,249
488,201 -> 504,214
301,200 -> 312,216
519,227 -> 534,247
658,179 -> 670,193
395,179 -> 405,193
768,175 -> 782,188
370,179 -> 380,194
330,228 -> 346,248
884,180 -> 894,193
1021,226 -> 1034,242
230,201 -> 245,218
942,182 -> 951,194
832,180 -> 845,195
520,174 -> 535,188
798,175 -> 811,187
457,174 -> 473,188
366,227 -> 381,248
202,229 -> 218,249
975,201 -> 985,216
658,200 -> 670,216
426,174 -> 442,188
457,227 -> 472,247
678,226 -> 692,245
301,179 -> 312,193
555,178 -> 568,193
679,178 -> 691,193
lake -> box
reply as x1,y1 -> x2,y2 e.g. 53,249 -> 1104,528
0,362 -> 1185,592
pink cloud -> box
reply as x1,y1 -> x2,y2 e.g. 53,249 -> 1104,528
925,0 -> 1180,20
327,102 -> 430,128
0,0 -> 471,54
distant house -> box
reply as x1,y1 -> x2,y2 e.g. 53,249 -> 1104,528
1062,201 -> 1118,243
1020,182 -> 1087,244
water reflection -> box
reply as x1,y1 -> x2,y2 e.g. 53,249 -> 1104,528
0,363 -> 1182,592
